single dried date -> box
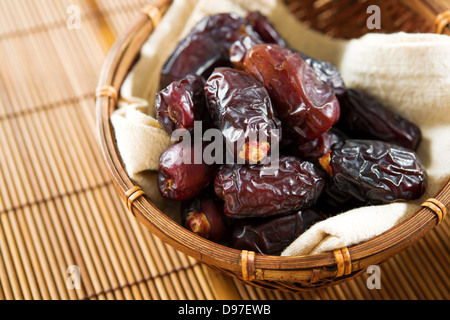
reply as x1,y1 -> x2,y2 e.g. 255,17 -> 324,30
155,75 -> 209,135
319,139 -> 428,204
158,142 -> 218,201
228,208 -> 326,255
246,11 -> 346,95
244,44 -> 340,142
181,196 -> 228,242
160,13 -> 258,89
160,32 -> 231,89
336,88 -> 422,151
205,67 -> 281,163
214,156 -> 326,218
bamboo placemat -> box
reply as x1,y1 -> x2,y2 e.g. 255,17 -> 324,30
0,0 -> 449,300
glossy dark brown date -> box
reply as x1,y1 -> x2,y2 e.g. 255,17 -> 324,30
228,208 -> 325,255
319,139 -> 428,204
205,67 -> 281,163
214,156 -> 326,218
158,142 -> 218,201
155,75 -> 208,135
336,88 -> 422,151
244,44 -> 340,142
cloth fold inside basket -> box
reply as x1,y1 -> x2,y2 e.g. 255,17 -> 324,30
110,0 -> 450,255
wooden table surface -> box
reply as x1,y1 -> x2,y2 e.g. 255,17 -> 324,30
0,0 -> 449,300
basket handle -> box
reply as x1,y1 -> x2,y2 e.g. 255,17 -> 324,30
399,0 -> 450,34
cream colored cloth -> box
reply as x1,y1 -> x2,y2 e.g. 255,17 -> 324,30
111,0 -> 450,254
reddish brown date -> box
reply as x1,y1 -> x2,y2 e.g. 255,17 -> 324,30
205,67 -> 281,163
336,88 -> 422,151
155,75 -> 208,135
319,140 -> 428,204
214,156 -> 326,218
181,196 -> 228,242
246,11 -> 346,95
228,208 -> 326,255
244,44 -> 340,142
158,142 -> 218,201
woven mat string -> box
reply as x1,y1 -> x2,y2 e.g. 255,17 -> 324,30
241,250 -> 256,282
435,10 -> 450,34
333,247 -> 352,277
96,85 -> 118,106
421,198 -> 447,226
124,186 -> 146,215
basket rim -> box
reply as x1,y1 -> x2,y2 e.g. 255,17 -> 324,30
95,0 -> 450,285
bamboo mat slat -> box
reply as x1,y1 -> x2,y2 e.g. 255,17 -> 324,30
0,0 -> 449,300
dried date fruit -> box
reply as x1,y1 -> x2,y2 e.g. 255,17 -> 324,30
246,11 -> 346,95
229,31 -> 263,70
318,140 -> 428,204
155,75 -> 209,135
336,88 -> 422,151
228,208 -> 326,255
288,128 -> 347,162
244,44 -> 340,142
205,67 -> 281,163
246,11 -> 287,47
158,142 -> 218,201
296,51 -> 346,96
160,32 -> 231,89
181,196 -> 228,242
214,156 -> 326,218
188,13 -> 251,51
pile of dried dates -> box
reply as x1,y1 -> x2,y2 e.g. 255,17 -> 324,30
154,12 -> 428,255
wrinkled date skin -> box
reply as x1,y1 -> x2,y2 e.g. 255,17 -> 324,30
214,156 -> 326,218
158,142 -> 218,201
205,67 -> 281,163
155,75 -> 209,135
319,139 -> 428,204
228,209 -> 326,255
244,44 -> 340,142
181,196 -> 229,242
336,89 -> 422,151
296,51 -> 346,97
160,13 -> 253,89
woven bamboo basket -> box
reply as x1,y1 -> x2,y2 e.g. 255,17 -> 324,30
96,0 -> 450,292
